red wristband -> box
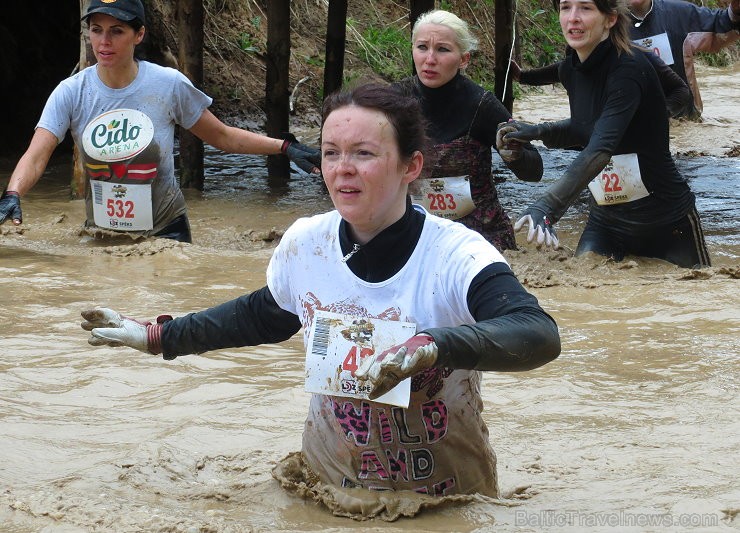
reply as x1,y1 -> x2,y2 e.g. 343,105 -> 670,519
146,324 -> 163,355
146,315 -> 173,355
280,139 -> 290,153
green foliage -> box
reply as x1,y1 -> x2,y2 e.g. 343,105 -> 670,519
305,55 -> 324,67
465,53 -> 497,93
348,18 -> 412,80
237,16 -> 262,53
519,6 -> 565,67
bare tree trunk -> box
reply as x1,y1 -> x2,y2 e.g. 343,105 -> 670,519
409,0 -> 434,27
177,0 -> 205,190
494,0 -> 515,112
72,0 -> 94,199
409,0 -> 434,76
323,0 -> 348,100
265,0 -> 291,184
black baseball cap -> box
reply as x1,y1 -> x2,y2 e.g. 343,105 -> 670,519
82,0 -> 146,24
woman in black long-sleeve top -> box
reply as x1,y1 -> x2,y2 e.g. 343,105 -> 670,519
501,0 -> 710,268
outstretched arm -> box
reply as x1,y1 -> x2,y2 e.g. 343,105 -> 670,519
518,60 -> 563,86
427,262 -> 560,371
162,286 -> 302,358
81,286 -> 302,359
477,93 -> 545,182
188,110 -> 320,173
356,262 -> 560,399
0,128 -> 58,226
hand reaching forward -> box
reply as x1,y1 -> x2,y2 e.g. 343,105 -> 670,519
496,122 -> 524,163
500,121 -> 543,144
81,308 -> 165,355
355,334 -> 438,400
514,205 -> 559,249
0,190 -> 22,226
281,133 -> 321,174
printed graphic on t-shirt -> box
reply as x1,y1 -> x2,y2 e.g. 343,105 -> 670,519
300,291 -> 459,494
82,109 -> 158,231
305,310 -> 416,407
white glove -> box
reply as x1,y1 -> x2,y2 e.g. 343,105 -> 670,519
81,308 -> 149,353
513,206 -> 559,249
355,334 -> 438,400
496,123 -> 524,163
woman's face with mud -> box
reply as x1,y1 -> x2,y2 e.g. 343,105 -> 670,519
320,105 -> 422,243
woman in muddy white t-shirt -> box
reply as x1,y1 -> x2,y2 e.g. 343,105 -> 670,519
0,0 -> 319,242
81,83 -> 560,500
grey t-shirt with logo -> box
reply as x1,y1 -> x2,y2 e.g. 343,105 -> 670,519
37,60 -> 211,236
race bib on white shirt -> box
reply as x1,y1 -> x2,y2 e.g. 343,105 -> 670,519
632,32 -> 675,66
305,310 -> 417,407
409,176 -> 475,220
91,180 -> 154,231
588,153 -> 649,206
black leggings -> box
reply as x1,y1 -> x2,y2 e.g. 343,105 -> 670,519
153,214 -> 192,243
575,207 -> 710,268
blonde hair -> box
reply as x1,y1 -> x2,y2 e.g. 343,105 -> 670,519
411,9 -> 479,54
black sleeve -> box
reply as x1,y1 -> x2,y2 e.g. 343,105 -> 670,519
537,70 -> 642,222
519,61 -> 563,86
424,262 -> 560,371
535,119 -> 583,150
643,52 -> 692,118
505,142 -> 545,183
475,92 -> 544,182
161,286 -> 302,359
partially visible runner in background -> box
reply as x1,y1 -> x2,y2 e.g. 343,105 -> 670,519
501,0 -> 712,268
393,9 -> 544,251
514,0 -> 740,119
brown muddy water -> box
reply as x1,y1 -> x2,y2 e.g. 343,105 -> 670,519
0,68 -> 738,532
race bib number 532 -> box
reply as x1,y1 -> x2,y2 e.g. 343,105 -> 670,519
91,179 -> 154,231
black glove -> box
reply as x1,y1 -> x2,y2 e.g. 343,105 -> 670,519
501,121 -> 545,144
0,189 -> 22,225
280,133 -> 321,174
514,201 -> 559,249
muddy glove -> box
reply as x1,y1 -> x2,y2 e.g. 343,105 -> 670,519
281,133 -> 321,174
355,334 -> 437,400
0,190 -> 22,226
514,200 -> 559,249
501,121 -> 546,144
81,308 -> 167,355
496,121 -> 524,163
